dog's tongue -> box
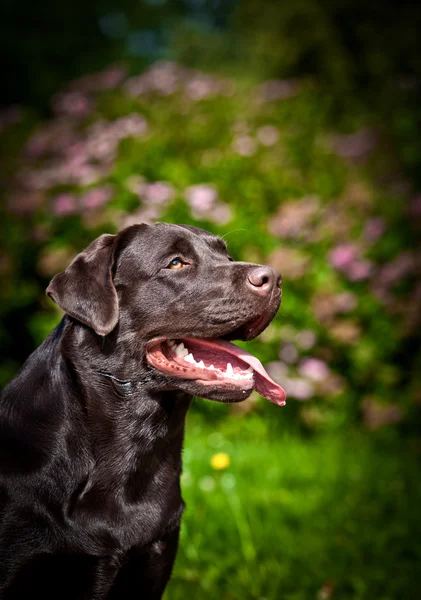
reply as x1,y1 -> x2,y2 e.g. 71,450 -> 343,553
189,338 -> 286,406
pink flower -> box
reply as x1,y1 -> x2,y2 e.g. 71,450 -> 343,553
331,129 -> 376,160
100,65 -> 127,89
257,125 -> 279,146
329,244 -> 373,281
72,165 -> 104,186
266,361 -> 289,383
124,75 -> 150,97
185,184 -> 218,213
184,185 -> 231,223
52,193 -> 78,216
347,259 -> 373,281
116,114 -> 148,137
88,138 -> 115,160
149,62 -> 181,95
208,203 -> 232,224
124,62 -> 183,97
232,136 -> 256,156
52,92 -> 93,118
143,182 -> 175,205
268,196 -> 320,239
66,152 -> 88,169
18,169 -> 52,190
26,122 -> 79,158
298,358 -> 330,382
378,252 -> 416,286
80,186 -> 113,211
335,291 -> 358,312
296,330 -> 317,349
363,217 -> 386,243
120,206 -> 161,228
185,76 -> 221,101
329,244 -> 359,269
279,343 -> 298,364
68,65 -> 126,93
283,378 -> 314,400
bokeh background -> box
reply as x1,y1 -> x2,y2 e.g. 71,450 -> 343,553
1,1 -> 421,598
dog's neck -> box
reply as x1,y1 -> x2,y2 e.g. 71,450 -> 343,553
57,318 -> 191,517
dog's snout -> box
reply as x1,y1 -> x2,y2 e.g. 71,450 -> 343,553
246,266 -> 281,296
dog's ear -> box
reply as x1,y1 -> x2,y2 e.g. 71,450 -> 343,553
46,234 -> 118,336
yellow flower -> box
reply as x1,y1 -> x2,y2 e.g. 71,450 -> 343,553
210,452 -> 230,470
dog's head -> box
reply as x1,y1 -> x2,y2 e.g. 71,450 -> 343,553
47,223 -> 286,405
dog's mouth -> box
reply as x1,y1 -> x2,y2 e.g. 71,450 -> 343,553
145,336 -> 286,406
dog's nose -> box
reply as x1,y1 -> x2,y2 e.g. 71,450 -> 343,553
246,266 -> 282,297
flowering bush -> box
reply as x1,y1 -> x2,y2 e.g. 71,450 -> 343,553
1,60 -> 420,432
1,58 -> 421,599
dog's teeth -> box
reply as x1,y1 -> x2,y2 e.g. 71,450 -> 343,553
226,363 -> 233,377
185,353 -> 195,363
209,364 -> 215,370
181,348 -> 189,357
168,340 -> 176,347
197,360 -> 205,369
246,366 -> 253,374
174,344 -> 185,357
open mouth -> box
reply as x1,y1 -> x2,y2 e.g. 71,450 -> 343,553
146,337 -> 286,406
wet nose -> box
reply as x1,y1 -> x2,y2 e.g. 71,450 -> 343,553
246,266 -> 282,297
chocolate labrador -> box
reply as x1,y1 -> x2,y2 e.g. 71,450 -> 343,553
0,222 -> 286,599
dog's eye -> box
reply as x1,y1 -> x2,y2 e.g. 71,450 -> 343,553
167,258 -> 184,270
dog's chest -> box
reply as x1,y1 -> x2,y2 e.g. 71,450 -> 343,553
130,474 -> 184,542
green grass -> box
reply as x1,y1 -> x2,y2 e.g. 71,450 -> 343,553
165,406 -> 421,600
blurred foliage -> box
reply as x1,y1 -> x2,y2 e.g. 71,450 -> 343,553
1,60 -> 420,435
1,2 -> 421,597
2,1 -> 420,186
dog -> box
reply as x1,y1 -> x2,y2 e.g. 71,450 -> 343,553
0,222 -> 286,599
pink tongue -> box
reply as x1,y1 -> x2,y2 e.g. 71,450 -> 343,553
185,338 -> 286,406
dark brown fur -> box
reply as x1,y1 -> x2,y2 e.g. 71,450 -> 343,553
0,223 -> 281,599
